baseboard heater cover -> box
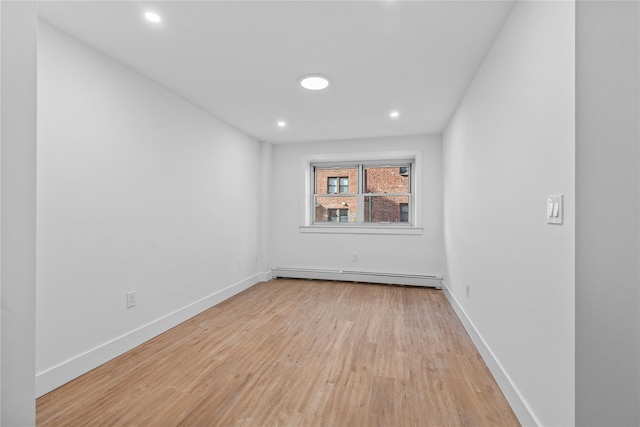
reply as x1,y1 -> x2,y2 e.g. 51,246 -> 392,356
271,267 -> 443,288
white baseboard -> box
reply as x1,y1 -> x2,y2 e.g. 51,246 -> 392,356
272,267 -> 442,288
441,281 -> 540,427
36,273 -> 264,398
260,270 -> 273,282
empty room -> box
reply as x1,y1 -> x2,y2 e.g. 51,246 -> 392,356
1,1 -> 638,426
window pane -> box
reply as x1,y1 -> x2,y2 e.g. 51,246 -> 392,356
316,168 -> 358,194
327,177 -> 337,194
339,177 -> 349,194
327,208 -> 349,222
363,195 -> 410,223
315,196 -> 357,223
364,166 -> 410,194
400,203 -> 409,222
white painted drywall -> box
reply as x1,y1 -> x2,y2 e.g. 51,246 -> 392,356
443,2 -> 575,425
1,2 -> 38,425
36,22 -> 263,395
258,141 -> 273,281
576,2 -> 640,425
270,134 -> 443,278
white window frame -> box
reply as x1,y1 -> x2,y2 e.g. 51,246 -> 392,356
300,150 -> 423,235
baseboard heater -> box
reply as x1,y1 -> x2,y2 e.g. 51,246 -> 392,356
271,267 -> 443,288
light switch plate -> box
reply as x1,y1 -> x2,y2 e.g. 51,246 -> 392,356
127,291 -> 136,308
547,194 -> 563,225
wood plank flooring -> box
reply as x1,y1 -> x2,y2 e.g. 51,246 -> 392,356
37,279 -> 520,426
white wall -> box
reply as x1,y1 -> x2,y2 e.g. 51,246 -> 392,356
258,141 -> 273,280
442,2 -> 575,426
270,135 -> 443,278
36,22 -> 264,396
575,2 -> 640,425
1,2 -> 37,425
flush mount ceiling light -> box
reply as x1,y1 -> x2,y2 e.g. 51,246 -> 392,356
300,75 -> 330,91
277,121 -> 286,128
144,12 -> 162,23
390,111 -> 400,118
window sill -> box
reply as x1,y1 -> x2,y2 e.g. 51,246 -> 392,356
299,225 -> 424,235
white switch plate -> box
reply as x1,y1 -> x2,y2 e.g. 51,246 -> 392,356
546,194 -> 563,225
127,291 -> 136,308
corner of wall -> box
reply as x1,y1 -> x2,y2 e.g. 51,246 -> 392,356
258,140 -> 273,276
1,2 -> 38,425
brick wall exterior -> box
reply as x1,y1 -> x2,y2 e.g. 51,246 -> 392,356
363,195 -> 409,222
364,167 -> 409,193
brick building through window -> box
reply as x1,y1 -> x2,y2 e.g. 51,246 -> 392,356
314,164 -> 411,224
314,167 -> 358,223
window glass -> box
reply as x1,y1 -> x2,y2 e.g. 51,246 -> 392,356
316,168 -> 357,194
328,177 -> 337,194
364,195 -> 410,223
339,177 -> 349,194
326,208 -> 350,222
400,203 -> 409,222
313,163 -> 411,225
364,166 -> 410,194
315,167 -> 358,223
316,198 -> 357,222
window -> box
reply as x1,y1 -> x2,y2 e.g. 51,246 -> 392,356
400,203 -> 409,222
314,166 -> 357,223
328,177 -> 349,194
328,208 -> 349,222
313,162 -> 412,225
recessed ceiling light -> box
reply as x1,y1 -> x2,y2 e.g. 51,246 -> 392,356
144,12 -> 162,23
277,121 -> 286,128
390,111 -> 400,118
300,75 -> 330,91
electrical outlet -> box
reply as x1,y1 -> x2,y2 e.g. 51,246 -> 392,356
127,291 -> 136,308
352,252 -> 358,262
466,283 -> 470,298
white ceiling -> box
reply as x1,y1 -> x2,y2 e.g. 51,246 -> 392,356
38,1 -> 515,144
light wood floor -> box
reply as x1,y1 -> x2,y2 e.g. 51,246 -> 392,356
37,279 -> 520,426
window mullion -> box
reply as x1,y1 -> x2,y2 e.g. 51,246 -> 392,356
410,162 -> 415,224
357,164 -> 364,223
312,166 -> 317,223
